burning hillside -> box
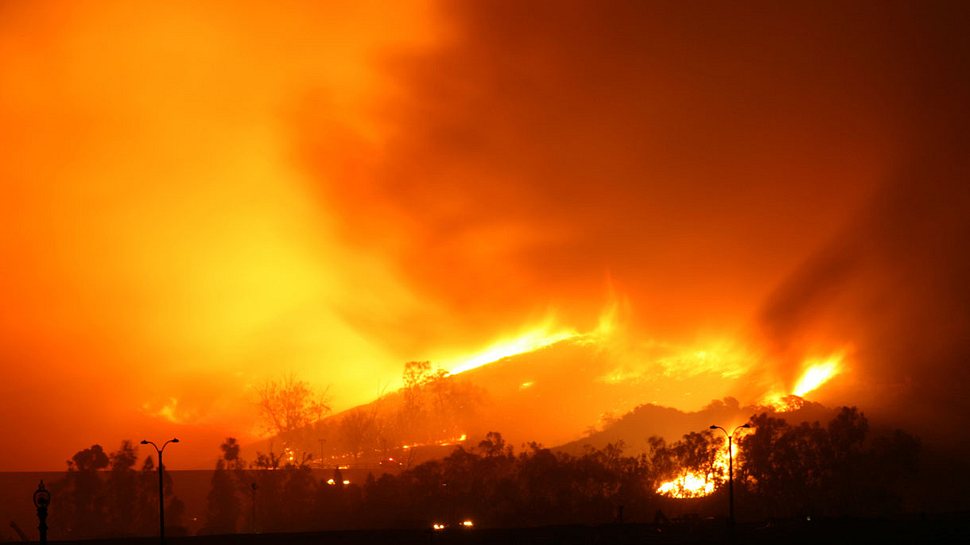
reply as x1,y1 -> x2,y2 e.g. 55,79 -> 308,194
260,300 -> 856,475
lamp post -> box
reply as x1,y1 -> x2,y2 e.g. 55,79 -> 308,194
33,480 -> 51,545
709,423 -> 750,526
250,482 -> 258,533
141,438 -> 179,543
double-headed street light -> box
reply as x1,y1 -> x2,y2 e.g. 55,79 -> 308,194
710,423 -> 750,526
141,438 -> 179,543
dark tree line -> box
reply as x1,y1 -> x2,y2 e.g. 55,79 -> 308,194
200,431 -> 655,533
50,407 -> 920,538
199,407 -> 920,533
736,407 -> 920,519
49,441 -> 186,540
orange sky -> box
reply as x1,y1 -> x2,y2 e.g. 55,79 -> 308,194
2,1 -> 968,470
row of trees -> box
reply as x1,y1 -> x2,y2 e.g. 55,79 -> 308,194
738,409 -> 920,517
50,406 -> 920,538
199,432 -> 650,533
197,407 -> 920,533
50,442 -> 185,539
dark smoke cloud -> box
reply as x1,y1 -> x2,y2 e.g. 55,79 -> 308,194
755,1 -> 970,447
757,143 -> 970,448
301,0 -> 932,354
300,0 -> 968,365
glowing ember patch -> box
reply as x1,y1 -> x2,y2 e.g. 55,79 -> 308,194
767,394 -> 807,413
400,433 -> 467,450
599,340 -> 751,385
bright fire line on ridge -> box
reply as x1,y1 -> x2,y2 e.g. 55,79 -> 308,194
446,327 -> 579,376
443,304 -> 619,376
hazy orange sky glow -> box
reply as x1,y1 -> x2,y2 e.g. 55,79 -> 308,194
2,1 -> 968,470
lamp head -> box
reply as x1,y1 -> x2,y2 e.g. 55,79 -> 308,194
33,481 -> 51,508
140,440 -> 149,445
709,425 -> 717,429
171,438 -> 180,443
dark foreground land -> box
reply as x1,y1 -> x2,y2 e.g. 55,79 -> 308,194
47,514 -> 970,545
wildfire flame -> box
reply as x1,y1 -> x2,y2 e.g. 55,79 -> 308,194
655,425 -> 754,499
443,302 -> 618,376
656,352 -> 848,497
400,433 -> 468,450
656,441 -> 731,498
446,325 -> 579,375
655,469 -> 719,498
765,352 -> 846,411
793,357 -> 842,397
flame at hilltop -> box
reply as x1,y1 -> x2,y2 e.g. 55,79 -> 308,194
794,357 -> 843,397
444,323 -> 580,376
763,352 -> 846,412
442,302 -> 619,376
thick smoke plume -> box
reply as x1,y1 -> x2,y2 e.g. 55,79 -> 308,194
754,2 -> 970,447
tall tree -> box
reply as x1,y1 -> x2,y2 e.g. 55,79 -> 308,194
202,438 -> 243,534
63,444 -> 109,537
105,441 -> 139,536
339,408 -> 377,460
256,374 -> 330,436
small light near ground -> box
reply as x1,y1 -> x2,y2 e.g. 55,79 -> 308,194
461,520 -> 474,527
432,523 -> 446,531
326,478 -> 335,485
342,479 -> 351,485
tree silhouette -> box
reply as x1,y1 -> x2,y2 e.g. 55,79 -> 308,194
256,373 -> 330,437
62,444 -> 109,537
105,441 -> 139,536
736,407 -> 921,518
202,438 -> 243,534
52,441 -> 187,539
339,407 -> 378,460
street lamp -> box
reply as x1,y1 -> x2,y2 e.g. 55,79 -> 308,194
33,480 -> 51,545
250,482 -> 258,534
710,423 -> 750,526
141,438 -> 179,543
